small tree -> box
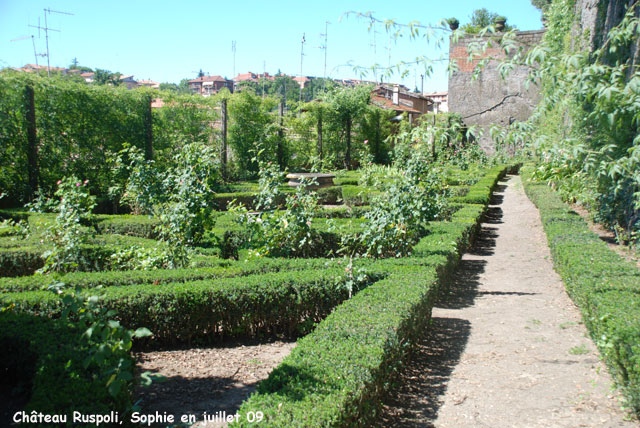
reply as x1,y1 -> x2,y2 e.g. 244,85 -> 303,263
461,8 -> 516,33
322,85 -> 371,169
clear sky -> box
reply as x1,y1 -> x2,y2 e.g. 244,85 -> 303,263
0,1 -> 542,92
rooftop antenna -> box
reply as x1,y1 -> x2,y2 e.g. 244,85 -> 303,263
231,40 -> 236,79
369,16 -> 380,83
319,21 -> 330,92
299,33 -> 306,103
29,8 -> 73,76
10,35 -> 42,66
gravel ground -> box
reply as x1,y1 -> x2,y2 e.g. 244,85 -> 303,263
135,341 -> 295,427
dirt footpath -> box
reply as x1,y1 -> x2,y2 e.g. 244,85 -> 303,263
379,175 -> 638,428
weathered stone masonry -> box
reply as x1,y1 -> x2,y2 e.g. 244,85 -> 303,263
448,30 -> 545,153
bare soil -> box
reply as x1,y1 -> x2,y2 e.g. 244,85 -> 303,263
378,175 -> 638,427
134,341 -> 295,427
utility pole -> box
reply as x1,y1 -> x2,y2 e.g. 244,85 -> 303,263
299,33 -> 306,103
29,8 -> 73,77
262,60 -> 266,98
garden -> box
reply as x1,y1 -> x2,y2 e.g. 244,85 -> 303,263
2,0 -> 640,424
0,69 -> 518,426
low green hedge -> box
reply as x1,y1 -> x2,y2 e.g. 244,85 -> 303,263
0,312 -> 133,424
212,186 -> 343,210
93,214 -> 161,239
0,245 -> 115,277
3,267 -> 383,346
231,164 -> 512,427
341,185 -> 381,206
0,257 -> 329,293
521,165 -> 640,415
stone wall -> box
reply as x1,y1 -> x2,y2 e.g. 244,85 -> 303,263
448,30 -> 545,153
576,0 -> 639,69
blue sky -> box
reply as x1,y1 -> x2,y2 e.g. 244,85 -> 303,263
0,1 -> 542,91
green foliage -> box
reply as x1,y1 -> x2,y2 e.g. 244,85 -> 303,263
231,165 -> 511,427
108,144 -> 164,215
522,165 -> 640,414
39,177 -> 96,274
231,163 -> 324,258
228,91 -> 279,178
4,268 -> 380,346
346,153 -> 448,258
515,0 -> 640,247
461,8 -> 516,34
155,142 -> 219,267
0,288 -> 148,419
321,85 -> 372,169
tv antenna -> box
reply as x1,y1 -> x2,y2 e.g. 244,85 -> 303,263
29,8 -> 74,76
319,22 -> 330,91
10,35 -> 44,67
369,16 -> 380,82
299,33 -> 306,102
231,40 -> 237,81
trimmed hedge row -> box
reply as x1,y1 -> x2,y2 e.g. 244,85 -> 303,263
230,164 -> 512,427
521,165 -> 640,415
0,233 -> 167,277
0,312 -> 132,423
3,267 -> 383,346
93,214 -> 161,239
212,186 -> 343,210
0,257 -> 329,293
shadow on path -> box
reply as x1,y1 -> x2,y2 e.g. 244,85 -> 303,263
376,318 -> 471,428
376,179 -> 509,427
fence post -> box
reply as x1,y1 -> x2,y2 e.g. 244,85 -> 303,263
24,84 -> 39,199
277,99 -> 285,170
221,98 -> 228,180
317,113 -> 323,161
144,95 -> 153,161
345,116 -> 352,170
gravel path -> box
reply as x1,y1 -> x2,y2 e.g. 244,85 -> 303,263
378,175 -> 637,427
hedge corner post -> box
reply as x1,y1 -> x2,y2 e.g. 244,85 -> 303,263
277,98 -> 286,170
24,84 -> 39,200
221,98 -> 228,180
144,95 -> 153,161
346,114 -> 352,170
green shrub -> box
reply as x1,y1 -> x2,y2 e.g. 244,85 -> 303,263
230,164 -> 511,427
522,165 -> 640,414
93,214 -> 161,239
3,267 -> 382,346
0,257 -> 329,293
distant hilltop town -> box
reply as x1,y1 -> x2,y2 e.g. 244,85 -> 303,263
9,63 -> 448,113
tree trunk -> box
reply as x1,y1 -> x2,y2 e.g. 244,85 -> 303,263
374,112 -> 381,163
277,100 -> 286,170
143,95 -> 153,161
345,116 -> 352,170
24,84 -> 38,200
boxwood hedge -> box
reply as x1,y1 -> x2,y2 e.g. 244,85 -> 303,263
230,164 -> 512,427
522,165 -> 640,415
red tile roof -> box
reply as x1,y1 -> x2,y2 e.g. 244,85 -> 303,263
371,94 -> 422,114
188,75 -> 230,83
